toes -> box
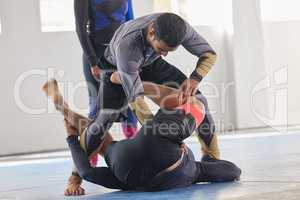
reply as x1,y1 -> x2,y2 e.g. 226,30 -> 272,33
64,189 -> 70,196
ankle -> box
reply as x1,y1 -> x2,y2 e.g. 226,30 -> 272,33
68,174 -> 82,185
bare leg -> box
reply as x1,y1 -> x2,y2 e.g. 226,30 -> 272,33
143,81 -> 204,110
43,79 -> 112,196
110,72 -> 187,109
42,79 -> 91,134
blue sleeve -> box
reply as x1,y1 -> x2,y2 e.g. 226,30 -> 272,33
126,0 -> 134,21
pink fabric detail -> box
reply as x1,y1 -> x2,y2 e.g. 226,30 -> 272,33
122,126 -> 138,139
89,154 -> 98,167
177,103 -> 204,127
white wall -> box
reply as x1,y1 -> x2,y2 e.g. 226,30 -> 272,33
263,21 -> 300,126
231,0 -> 270,129
0,0 -> 85,155
230,0 -> 300,130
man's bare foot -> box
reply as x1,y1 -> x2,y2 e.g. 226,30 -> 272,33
42,79 -> 60,97
42,79 -> 67,112
64,174 -> 85,196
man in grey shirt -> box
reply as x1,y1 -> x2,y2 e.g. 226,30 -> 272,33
85,13 -> 219,165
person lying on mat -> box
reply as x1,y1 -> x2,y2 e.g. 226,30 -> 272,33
43,78 -> 241,194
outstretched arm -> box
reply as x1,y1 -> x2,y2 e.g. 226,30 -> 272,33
67,136 -> 129,190
65,121 -> 130,190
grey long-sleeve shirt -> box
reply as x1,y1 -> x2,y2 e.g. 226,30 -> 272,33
104,13 -> 215,102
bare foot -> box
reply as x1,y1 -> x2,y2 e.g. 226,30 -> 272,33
42,79 -> 67,112
64,174 -> 85,196
42,79 -> 60,97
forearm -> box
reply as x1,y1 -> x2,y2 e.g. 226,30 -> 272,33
182,22 -> 217,82
74,0 -> 97,66
190,52 -> 217,82
67,135 -> 94,177
69,133 -> 113,181
66,136 -> 128,189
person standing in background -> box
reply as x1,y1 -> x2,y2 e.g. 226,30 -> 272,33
64,0 -> 137,196
75,0 -> 137,137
